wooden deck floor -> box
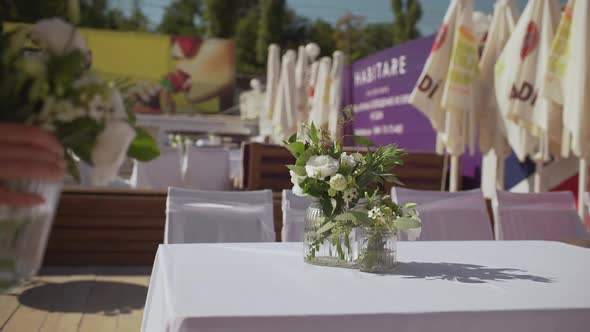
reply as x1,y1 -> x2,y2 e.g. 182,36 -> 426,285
0,266 -> 151,332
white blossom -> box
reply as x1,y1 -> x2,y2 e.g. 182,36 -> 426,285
292,183 -> 307,197
289,170 -> 305,186
305,155 -> 339,178
340,152 -> 357,169
329,174 -> 347,191
342,187 -> 358,204
90,120 -> 136,186
108,88 -> 127,121
30,18 -> 89,57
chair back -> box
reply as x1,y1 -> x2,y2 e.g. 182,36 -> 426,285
392,187 -> 493,241
241,143 -> 295,191
184,146 -> 232,191
130,147 -> 184,190
492,191 -> 589,240
165,187 -> 274,244
281,190 -> 311,242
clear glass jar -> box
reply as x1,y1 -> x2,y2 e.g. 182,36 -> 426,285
358,226 -> 398,273
0,179 -> 62,291
303,201 -> 358,268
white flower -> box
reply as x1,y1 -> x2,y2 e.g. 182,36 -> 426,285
90,120 -> 136,186
108,88 -> 127,121
30,18 -> 90,57
368,207 -> 383,220
329,174 -> 347,191
289,170 -> 305,185
342,187 -> 358,203
340,152 -> 357,169
88,94 -> 107,121
292,183 -> 307,197
305,155 -> 339,178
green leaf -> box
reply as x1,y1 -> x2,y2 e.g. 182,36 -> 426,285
288,133 -> 297,143
403,203 -> 417,209
127,127 -> 160,161
352,135 -> 376,147
286,165 -> 306,176
393,217 -> 421,230
295,149 -> 314,166
316,221 -> 335,235
65,152 -> 80,183
287,141 -> 305,156
309,122 -> 318,143
335,211 -> 371,224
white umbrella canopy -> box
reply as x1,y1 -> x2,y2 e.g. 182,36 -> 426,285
409,0 -> 479,191
328,51 -> 345,138
542,0 -> 590,217
494,0 -> 561,163
295,46 -> 310,125
260,44 -> 281,138
272,50 -> 298,143
308,56 -> 332,129
479,0 -> 520,195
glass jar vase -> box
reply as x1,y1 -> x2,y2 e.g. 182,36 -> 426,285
358,226 -> 398,273
0,179 -> 62,291
303,201 -> 358,268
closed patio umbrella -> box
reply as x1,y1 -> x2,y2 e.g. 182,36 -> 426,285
272,50 -> 297,143
409,0 -> 479,192
494,0 -> 561,192
261,44 -> 281,139
309,56 -> 332,129
328,51 -> 345,138
542,0 -> 589,217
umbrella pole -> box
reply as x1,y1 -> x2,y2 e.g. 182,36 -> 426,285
450,155 -> 460,192
578,158 -> 587,219
534,159 -> 543,192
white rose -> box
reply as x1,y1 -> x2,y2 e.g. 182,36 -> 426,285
340,152 -> 357,169
289,170 -> 305,185
329,174 -> 347,191
90,121 -> 136,186
30,18 -> 90,58
305,155 -> 339,178
292,183 -> 307,197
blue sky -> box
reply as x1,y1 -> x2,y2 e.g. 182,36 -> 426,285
115,0 -> 532,36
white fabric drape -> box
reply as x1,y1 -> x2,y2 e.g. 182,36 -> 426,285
328,51 -> 345,138
308,56 -> 332,128
272,50 -> 298,143
281,189 -> 311,242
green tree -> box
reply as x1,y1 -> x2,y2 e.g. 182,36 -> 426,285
202,0 -> 240,38
157,0 -> 203,36
391,0 -> 422,45
235,8 -> 261,73
364,23 -> 394,54
79,0 -> 110,28
334,14 -> 367,61
256,0 -> 286,64
0,0 -> 66,24
307,19 -> 336,58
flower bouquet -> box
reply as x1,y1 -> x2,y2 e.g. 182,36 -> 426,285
0,18 -> 159,287
284,121 -> 421,270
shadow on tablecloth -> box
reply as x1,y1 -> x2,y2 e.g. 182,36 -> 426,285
390,262 -> 553,284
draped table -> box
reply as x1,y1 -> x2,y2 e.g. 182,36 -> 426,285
141,241 -> 590,332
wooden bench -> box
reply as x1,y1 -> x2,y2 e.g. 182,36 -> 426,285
45,187 -> 166,266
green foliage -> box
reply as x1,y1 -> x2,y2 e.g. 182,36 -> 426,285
307,19 -> 336,57
127,127 -> 161,161
157,0 -> 204,36
256,0 -> 285,64
391,0 -> 422,45
202,0 -> 239,38
235,7 -> 261,73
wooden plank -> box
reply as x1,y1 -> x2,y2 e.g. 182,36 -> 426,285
49,229 -> 164,242
44,253 -> 157,266
2,272 -> 73,332
56,195 -> 166,217
53,216 -> 165,229
62,186 -> 166,196
46,240 -> 159,253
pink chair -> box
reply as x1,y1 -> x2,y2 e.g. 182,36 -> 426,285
492,191 -> 589,240
392,187 -> 493,241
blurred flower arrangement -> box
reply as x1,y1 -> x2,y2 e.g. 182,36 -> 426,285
284,113 -> 421,270
0,18 -> 159,185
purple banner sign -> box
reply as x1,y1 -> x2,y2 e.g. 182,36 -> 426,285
349,35 -> 436,151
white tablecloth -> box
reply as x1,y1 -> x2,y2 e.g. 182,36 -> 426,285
142,241 -> 590,332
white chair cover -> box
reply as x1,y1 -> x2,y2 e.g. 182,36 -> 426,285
492,191 -> 589,241
79,162 -> 132,188
165,187 -> 275,244
184,146 -> 232,191
392,187 -> 493,241
585,192 -> 590,217
281,190 -> 311,242
130,147 -> 183,190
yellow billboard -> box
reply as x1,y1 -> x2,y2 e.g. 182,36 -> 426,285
4,23 -> 236,114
